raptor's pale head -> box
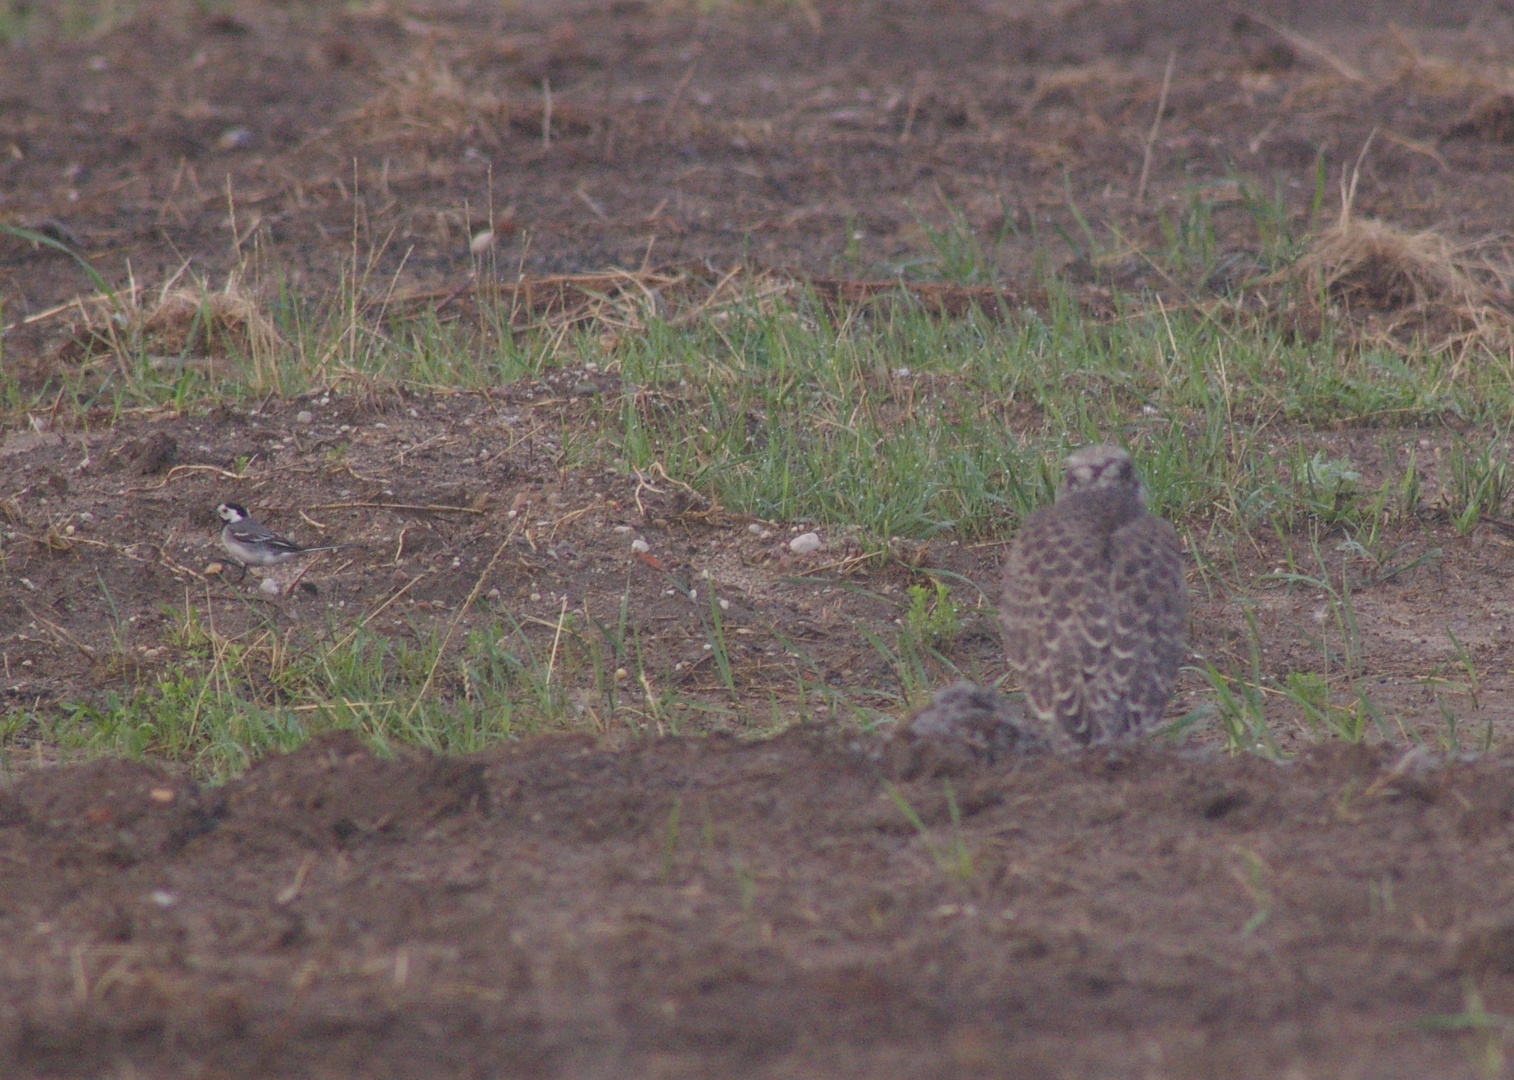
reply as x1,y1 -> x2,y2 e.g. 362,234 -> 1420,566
1056,444 -> 1145,504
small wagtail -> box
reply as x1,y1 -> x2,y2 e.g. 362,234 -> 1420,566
216,502 -> 340,573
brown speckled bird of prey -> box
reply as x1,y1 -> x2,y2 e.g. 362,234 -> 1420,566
999,445 -> 1187,744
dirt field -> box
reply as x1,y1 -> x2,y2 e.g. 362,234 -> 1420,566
7,0 -> 1514,1075
5,731 -> 1514,1079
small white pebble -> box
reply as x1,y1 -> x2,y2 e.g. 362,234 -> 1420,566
703,642 -> 713,651
531,592 -> 542,601
689,588 -> 698,601
487,588 -> 501,600
719,598 -> 729,610
470,230 -> 496,254
149,890 -> 176,908
614,525 -> 635,535
260,578 -> 282,596
789,531 -> 823,555
747,523 -> 765,535
78,512 -> 95,522
631,538 -> 650,553
295,410 -> 314,425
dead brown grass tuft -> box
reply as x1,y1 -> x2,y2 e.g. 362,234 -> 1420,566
1301,218 -> 1484,313
50,271 -> 285,385
1291,219 -> 1514,363
350,59 -> 510,145
137,276 -> 283,362
1281,137 -> 1514,364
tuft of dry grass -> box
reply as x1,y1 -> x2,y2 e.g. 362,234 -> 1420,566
1283,139 -> 1514,364
54,269 -> 285,386
350,58 -> 510,145
347,57 -> 597,149
1292,220 -> 1514,363
136,275 -> 284,362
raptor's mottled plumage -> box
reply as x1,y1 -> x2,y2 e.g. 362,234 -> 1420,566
999,445 -> 1187,744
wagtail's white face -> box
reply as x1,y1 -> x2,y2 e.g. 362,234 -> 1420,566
216,502 -> 250,524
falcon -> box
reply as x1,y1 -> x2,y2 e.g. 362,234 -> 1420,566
999,445 -> 1187,743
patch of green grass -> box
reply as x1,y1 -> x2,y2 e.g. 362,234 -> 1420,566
882,779 -> 974,882
10,248 -> 1511,554
1442,429 -> 1514,535
8,213 -> 1514,766
0,0 -> 147,42
25,599 -> 699,780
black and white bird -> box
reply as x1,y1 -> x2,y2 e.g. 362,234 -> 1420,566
999,445 -> 1188,745
216,502 -> 339,572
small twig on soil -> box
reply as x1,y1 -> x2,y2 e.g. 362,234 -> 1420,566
1,294 -> 89,333
282,554 -> 325,595
275,854 -> 316,905
1242,11 -> 1366,83
1136,52 -> 1176,204
1381,129 -> 1447,171
575,184 -> 608,220
546,596 -> 570,686
396,432 -> 451,465
1339,126 -> 1378,227
321,569 -> 434,662
541,78 -> 552,148
305,501 -> 484,515
22,604 -> 96,660
403,517 -> 522,722
548,505 -> 596,538
661,65 -> 697,134
124,463 -> 249,493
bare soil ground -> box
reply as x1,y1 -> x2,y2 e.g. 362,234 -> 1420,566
6,731 -> 1514,1079
6,0 -> 1514,1075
